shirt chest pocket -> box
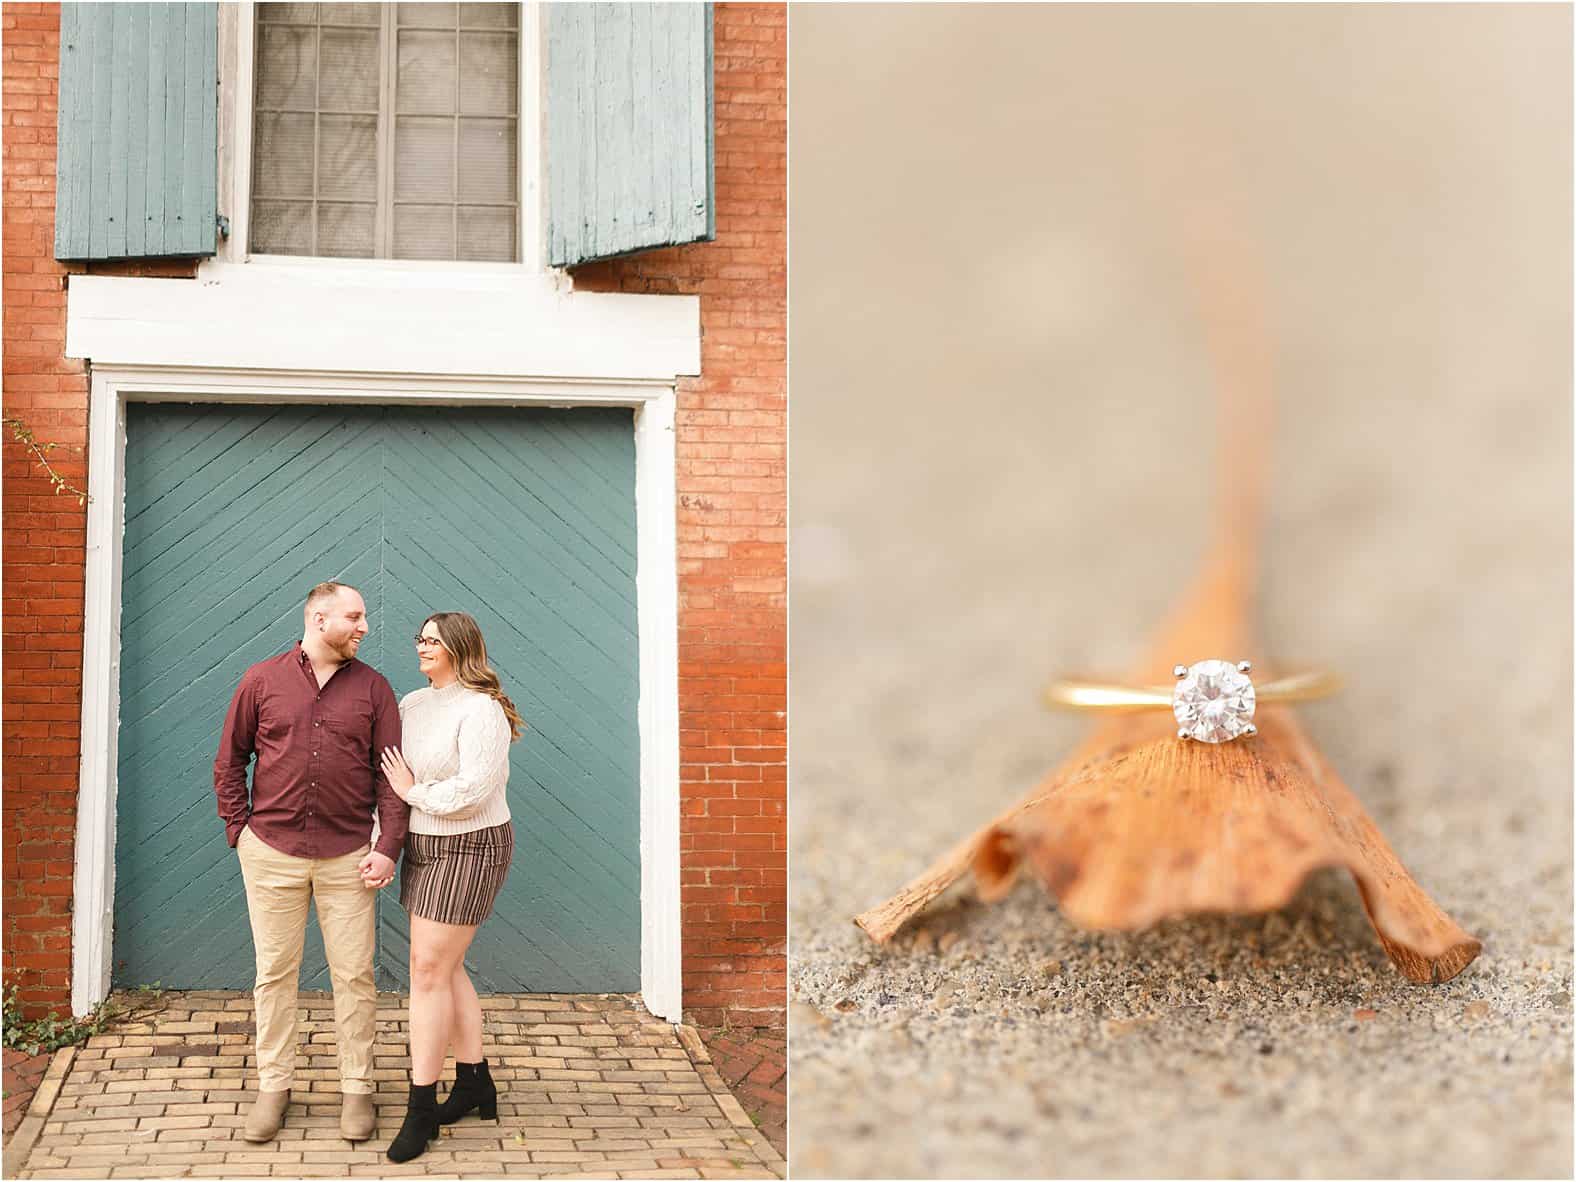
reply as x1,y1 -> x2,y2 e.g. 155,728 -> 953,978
319,703 -> 375,750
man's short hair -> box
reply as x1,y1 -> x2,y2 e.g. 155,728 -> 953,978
305,581 -> 358,614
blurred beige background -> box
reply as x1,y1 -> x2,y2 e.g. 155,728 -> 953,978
788,4 -> 1572,1178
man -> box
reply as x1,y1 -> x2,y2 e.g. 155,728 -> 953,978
214,581 -> 410,1143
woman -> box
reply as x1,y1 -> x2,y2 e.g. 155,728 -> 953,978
377,611 -> 524,1162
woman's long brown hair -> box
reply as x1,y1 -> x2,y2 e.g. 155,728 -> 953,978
422,611 -> 526,740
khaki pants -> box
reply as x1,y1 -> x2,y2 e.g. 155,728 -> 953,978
236,826 -> 377,1093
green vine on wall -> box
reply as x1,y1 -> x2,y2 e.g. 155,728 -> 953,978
2,981 -> 166,1057
2,415 -> 91,505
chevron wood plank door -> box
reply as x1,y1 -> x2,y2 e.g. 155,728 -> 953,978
113,402 -> 641,994
377,406 -> 641,991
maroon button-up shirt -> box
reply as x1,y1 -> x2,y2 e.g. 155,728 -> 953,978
214,642 -> 409,861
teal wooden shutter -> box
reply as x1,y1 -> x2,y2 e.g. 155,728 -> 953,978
546,2 -> 715,267
55,3 -> 218,261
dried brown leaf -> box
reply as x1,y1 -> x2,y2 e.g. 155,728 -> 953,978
854,550 -> 1481,984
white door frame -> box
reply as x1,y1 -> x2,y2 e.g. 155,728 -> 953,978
70,364 -> 683,1022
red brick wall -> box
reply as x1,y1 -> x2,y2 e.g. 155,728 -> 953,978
1,2 -> 786,1029
574,3 -> 786,1029
3,1 -> 90,1019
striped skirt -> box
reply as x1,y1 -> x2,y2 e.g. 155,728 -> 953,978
399,822 -> 513,926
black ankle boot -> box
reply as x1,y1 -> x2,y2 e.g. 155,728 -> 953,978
436,1058 -> 499,1125
386,1081 -> 439,1162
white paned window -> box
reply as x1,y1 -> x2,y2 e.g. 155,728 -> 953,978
250,2 -> 519,261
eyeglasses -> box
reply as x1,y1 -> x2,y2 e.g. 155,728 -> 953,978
413,635 -> 445,648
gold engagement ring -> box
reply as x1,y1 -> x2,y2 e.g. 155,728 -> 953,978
1043,659 -> 1342,743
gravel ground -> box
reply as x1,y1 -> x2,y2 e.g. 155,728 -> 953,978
788,6 -> 1573,1178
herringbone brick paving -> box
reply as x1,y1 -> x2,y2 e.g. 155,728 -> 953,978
694,1031 -> 784,1159
10,991 -> 784,1180
4,1047 -> 52,1135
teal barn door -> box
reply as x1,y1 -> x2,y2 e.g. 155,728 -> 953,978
113,403 -> 641,994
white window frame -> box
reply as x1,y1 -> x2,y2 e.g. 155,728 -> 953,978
219,0 -> 546,272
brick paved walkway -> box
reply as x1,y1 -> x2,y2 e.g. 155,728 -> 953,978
9,991 -> 784,1180
695,1030 -> 784,1158
4,1047 -> 52,1135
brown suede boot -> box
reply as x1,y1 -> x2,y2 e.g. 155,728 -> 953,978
243,1089 -> 290,1142
340,1091 -> 376,1141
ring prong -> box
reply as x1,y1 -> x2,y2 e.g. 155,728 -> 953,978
1244,723 -> 1258,737
1173,664 -> 1188,679
1178,729 -> 1191,741
1238,660 -> 1252,674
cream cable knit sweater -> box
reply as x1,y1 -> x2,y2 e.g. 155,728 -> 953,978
398,682 -> 513,835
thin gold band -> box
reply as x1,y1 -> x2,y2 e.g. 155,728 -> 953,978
1043,669 -> 1342,712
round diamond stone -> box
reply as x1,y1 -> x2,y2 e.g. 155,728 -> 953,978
1172,659 -> 1256,743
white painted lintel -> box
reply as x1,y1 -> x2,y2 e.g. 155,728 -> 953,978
65,263 -> 699,382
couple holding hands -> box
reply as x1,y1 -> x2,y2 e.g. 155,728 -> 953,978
213,581 -> 522,1163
